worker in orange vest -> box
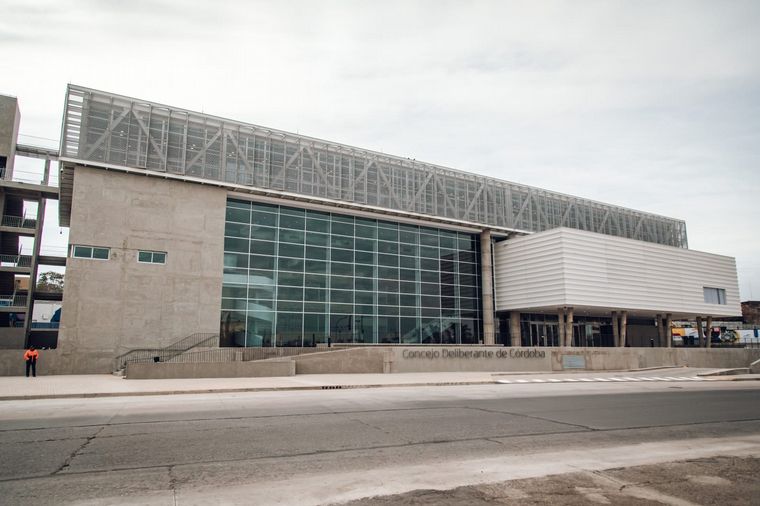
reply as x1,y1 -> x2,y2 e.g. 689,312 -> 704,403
24,346 -> 39,377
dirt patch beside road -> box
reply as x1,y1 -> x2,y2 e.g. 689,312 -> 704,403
335,456 -> 759,505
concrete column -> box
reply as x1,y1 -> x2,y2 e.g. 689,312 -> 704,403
479,229 -> 495,345
665,313 -> 672,348
557,308 -> 565,347
696,316 -> 704,347
509,311 -> 521,347
611,311 -> 620,348
706,316 -> 713,349
656,314 -> 664,347
565,308 -> 574,347
620,311 -> 628,347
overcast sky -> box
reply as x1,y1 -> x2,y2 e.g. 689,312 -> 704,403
2,0 -> 759,300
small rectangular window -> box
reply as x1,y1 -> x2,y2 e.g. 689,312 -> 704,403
703,287 -> 726,305
72,245 -> 109,260
138,250 -> 167,264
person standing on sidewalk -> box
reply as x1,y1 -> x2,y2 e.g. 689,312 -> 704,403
24,346 -> 39,377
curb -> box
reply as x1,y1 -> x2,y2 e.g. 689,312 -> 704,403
0,380 -> 497,401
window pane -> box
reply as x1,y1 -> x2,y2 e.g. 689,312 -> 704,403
278,272 -> 304,287
306,218 -> 329,233
331,262 -> 353,276
331,275 -> 353,290
331,221 -> 354,236
355,251 -> 374,264
251,255 -> 275,270
225,222 -> 249,238
331,235 -> 353,249
152,252 -> 166,264
73,246 -> 92,258
305,246 -> 327,260
355,225 -> 376,239
225,237 -> 249,254
279,214 -> 304,230
279,229 -> 304,244
331,248 -> 353,263
278,242 -> 303,258
138,251 -> 152,262
355,277 -> 373,291
92,248 -> 109,259
251,240 -> 275,256
251,225 -> 276,241
252,212 -> 277,226
305,232 -> 329,246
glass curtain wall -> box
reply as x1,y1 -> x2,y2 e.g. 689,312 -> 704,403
220,199 -> 482,347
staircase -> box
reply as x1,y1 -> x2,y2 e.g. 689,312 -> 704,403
114,332 -> 219,371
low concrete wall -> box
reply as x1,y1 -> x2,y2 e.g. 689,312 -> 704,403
293,348 -> 385,374
125,360 -> 295,379
0,349 -> 114,376
388,347 -> 551,373
551,348 -> 760,371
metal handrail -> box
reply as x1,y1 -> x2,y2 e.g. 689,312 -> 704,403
156,346 -> 327,364
1,215 -> 37,229
0,293 -> 28,307
0,254 -> 32,268
114,332 -> 219,370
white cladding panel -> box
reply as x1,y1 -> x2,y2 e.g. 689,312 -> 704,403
493,228 -> 740,317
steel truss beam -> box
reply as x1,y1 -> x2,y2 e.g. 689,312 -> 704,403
60,85 -> 688,247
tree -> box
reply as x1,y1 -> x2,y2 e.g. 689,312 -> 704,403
37,271 -> 64,292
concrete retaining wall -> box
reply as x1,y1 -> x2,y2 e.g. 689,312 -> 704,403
125,360 -> 295,379
0,349 -> 114,376
387,347 -> 551,373
3,346 -> 760,377
551,348 -> 760,371
293,348 -> 385,374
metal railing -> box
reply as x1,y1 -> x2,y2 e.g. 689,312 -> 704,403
1,215 -> 37,230
0,254 -> 32,268
161,346 -> 328,364
114,332 -> 219,370
0,293 -> 28,308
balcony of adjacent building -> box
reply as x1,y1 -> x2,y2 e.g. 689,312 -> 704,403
0,214 -> 37,236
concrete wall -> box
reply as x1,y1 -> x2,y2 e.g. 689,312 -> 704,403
293,348 -> 386,374
58,166 -> 227,367
551,347 -> 760,371
125,360 -> 294,379
494,227 -> 741,318
0,349 -> 114,376
0,328 -> 25,349
388,346 -> 551,373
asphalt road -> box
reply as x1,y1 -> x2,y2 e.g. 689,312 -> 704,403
1,381 -> 759,505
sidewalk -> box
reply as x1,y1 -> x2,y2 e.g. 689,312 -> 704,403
1,367 -> 757,401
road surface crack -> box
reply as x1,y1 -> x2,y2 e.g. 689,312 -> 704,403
53,425 -> 105,475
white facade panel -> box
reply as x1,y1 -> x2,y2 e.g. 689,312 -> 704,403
494,228 -> 741,318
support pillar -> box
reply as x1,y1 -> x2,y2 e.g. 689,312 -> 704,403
480,230 -> 494,345
656,314 -> 664,347
565,307 -> 574,347
557,308 -> 566,347
706,316 -> 713,349
696,316 -> 704,348
611,311 -> 620,347
665,313 -> 672,348
509,311 -> 521,347
619,311 -> 627,347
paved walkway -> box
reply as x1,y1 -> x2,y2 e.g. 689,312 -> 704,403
1,367 -> 756,401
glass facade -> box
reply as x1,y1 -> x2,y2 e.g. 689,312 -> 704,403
220,199 -> 482,347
